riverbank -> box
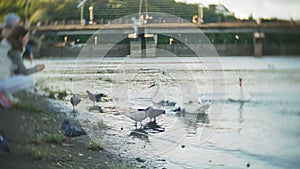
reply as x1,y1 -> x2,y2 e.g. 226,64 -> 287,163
0,92 -> 133,169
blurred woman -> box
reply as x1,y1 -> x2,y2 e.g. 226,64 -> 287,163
0,26 -> 45,108
7,26 -> 44,75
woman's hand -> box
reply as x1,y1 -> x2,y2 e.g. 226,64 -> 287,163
36,64 -> 45,71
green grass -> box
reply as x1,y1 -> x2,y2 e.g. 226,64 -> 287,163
40,87 -> 68,100
86,141 -> 103,151
26,146 -> 46,160
13,103 -> 43,113
28,133 -> 63,145
28,134 -> 43,145
42,133 -> 63,144
107,163 -> 135,169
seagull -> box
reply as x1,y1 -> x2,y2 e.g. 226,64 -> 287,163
145,106 -> 166,122
125,109 -> 148,128
61,119 -> 87,138
86,91 -> 105,106
70,95 -> 81,111
0,133 -> 10,153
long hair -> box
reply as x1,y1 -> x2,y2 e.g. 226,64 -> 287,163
6,26 -> 28,52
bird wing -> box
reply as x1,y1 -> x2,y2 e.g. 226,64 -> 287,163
95,94 -> 101,102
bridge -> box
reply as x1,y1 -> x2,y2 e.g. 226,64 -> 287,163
32,22 -> 300,35
31,21 -> 300,57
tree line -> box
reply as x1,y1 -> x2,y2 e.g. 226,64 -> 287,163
1,0 -> 240,25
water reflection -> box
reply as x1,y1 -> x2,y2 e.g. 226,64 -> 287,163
238,102 -> 244,134
88,105 -> 103,112
238,102 -> 244,123
177,113 -> 209,135
129,129 -> 149,141
129,121 -> 165,140
144,121 -> 165,133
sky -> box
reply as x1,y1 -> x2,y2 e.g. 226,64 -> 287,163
176,0 -> 300,20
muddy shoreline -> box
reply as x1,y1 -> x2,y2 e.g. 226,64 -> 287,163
0,92 -> 156,169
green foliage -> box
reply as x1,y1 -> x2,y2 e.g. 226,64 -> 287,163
0,0 -> 236,24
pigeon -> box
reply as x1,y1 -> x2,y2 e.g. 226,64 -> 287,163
61,119 -> 87,138
145,106 -> 166,122
86,91 -> 105,106
125,109 -> 148,128
0,133 -> 10,153
70,95 -> 81,111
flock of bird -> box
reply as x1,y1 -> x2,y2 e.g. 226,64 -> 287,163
0,70 -> 248,153
70,90 -> 105,111
124,78 -> 210,128
124,106 -> 166,127
69,72 -> 211,130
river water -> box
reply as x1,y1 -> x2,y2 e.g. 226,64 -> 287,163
29,56 -> 300,169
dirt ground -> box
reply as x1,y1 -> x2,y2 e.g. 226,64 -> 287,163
0,92 -> 133,169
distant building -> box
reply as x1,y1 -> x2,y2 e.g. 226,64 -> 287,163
209,4 -> 233,16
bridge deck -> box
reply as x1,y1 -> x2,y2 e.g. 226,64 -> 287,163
31,22 -> 300,35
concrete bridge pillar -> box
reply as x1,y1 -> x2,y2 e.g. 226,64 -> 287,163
253,32 -> 265,56
129,33 -> 157,58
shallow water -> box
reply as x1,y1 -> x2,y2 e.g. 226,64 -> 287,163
29,56 -> 300,168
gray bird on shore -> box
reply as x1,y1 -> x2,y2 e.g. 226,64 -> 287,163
86,91 -> 105,106
0,133 -> 10,153
70,95 -> 81,111
61,119 -> 87,138
145,106 -> 166,122
125,109 -> 148,128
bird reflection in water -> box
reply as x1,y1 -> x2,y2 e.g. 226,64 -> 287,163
237,102 -> 245,134
177,113 -> 210,136
129,128 -> 149,140
129,121 -> 165,140
238,102 -> 245,123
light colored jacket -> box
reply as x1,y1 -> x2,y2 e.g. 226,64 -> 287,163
0,39 -> 12,80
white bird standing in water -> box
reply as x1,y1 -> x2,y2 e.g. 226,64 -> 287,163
228,77 -> 251,102
149,80 -> 176,106
70,95 -> 81,111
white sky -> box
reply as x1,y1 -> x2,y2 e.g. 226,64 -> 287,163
176,0 -> 300,20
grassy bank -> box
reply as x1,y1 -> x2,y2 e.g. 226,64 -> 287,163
0,92 -> 132,169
